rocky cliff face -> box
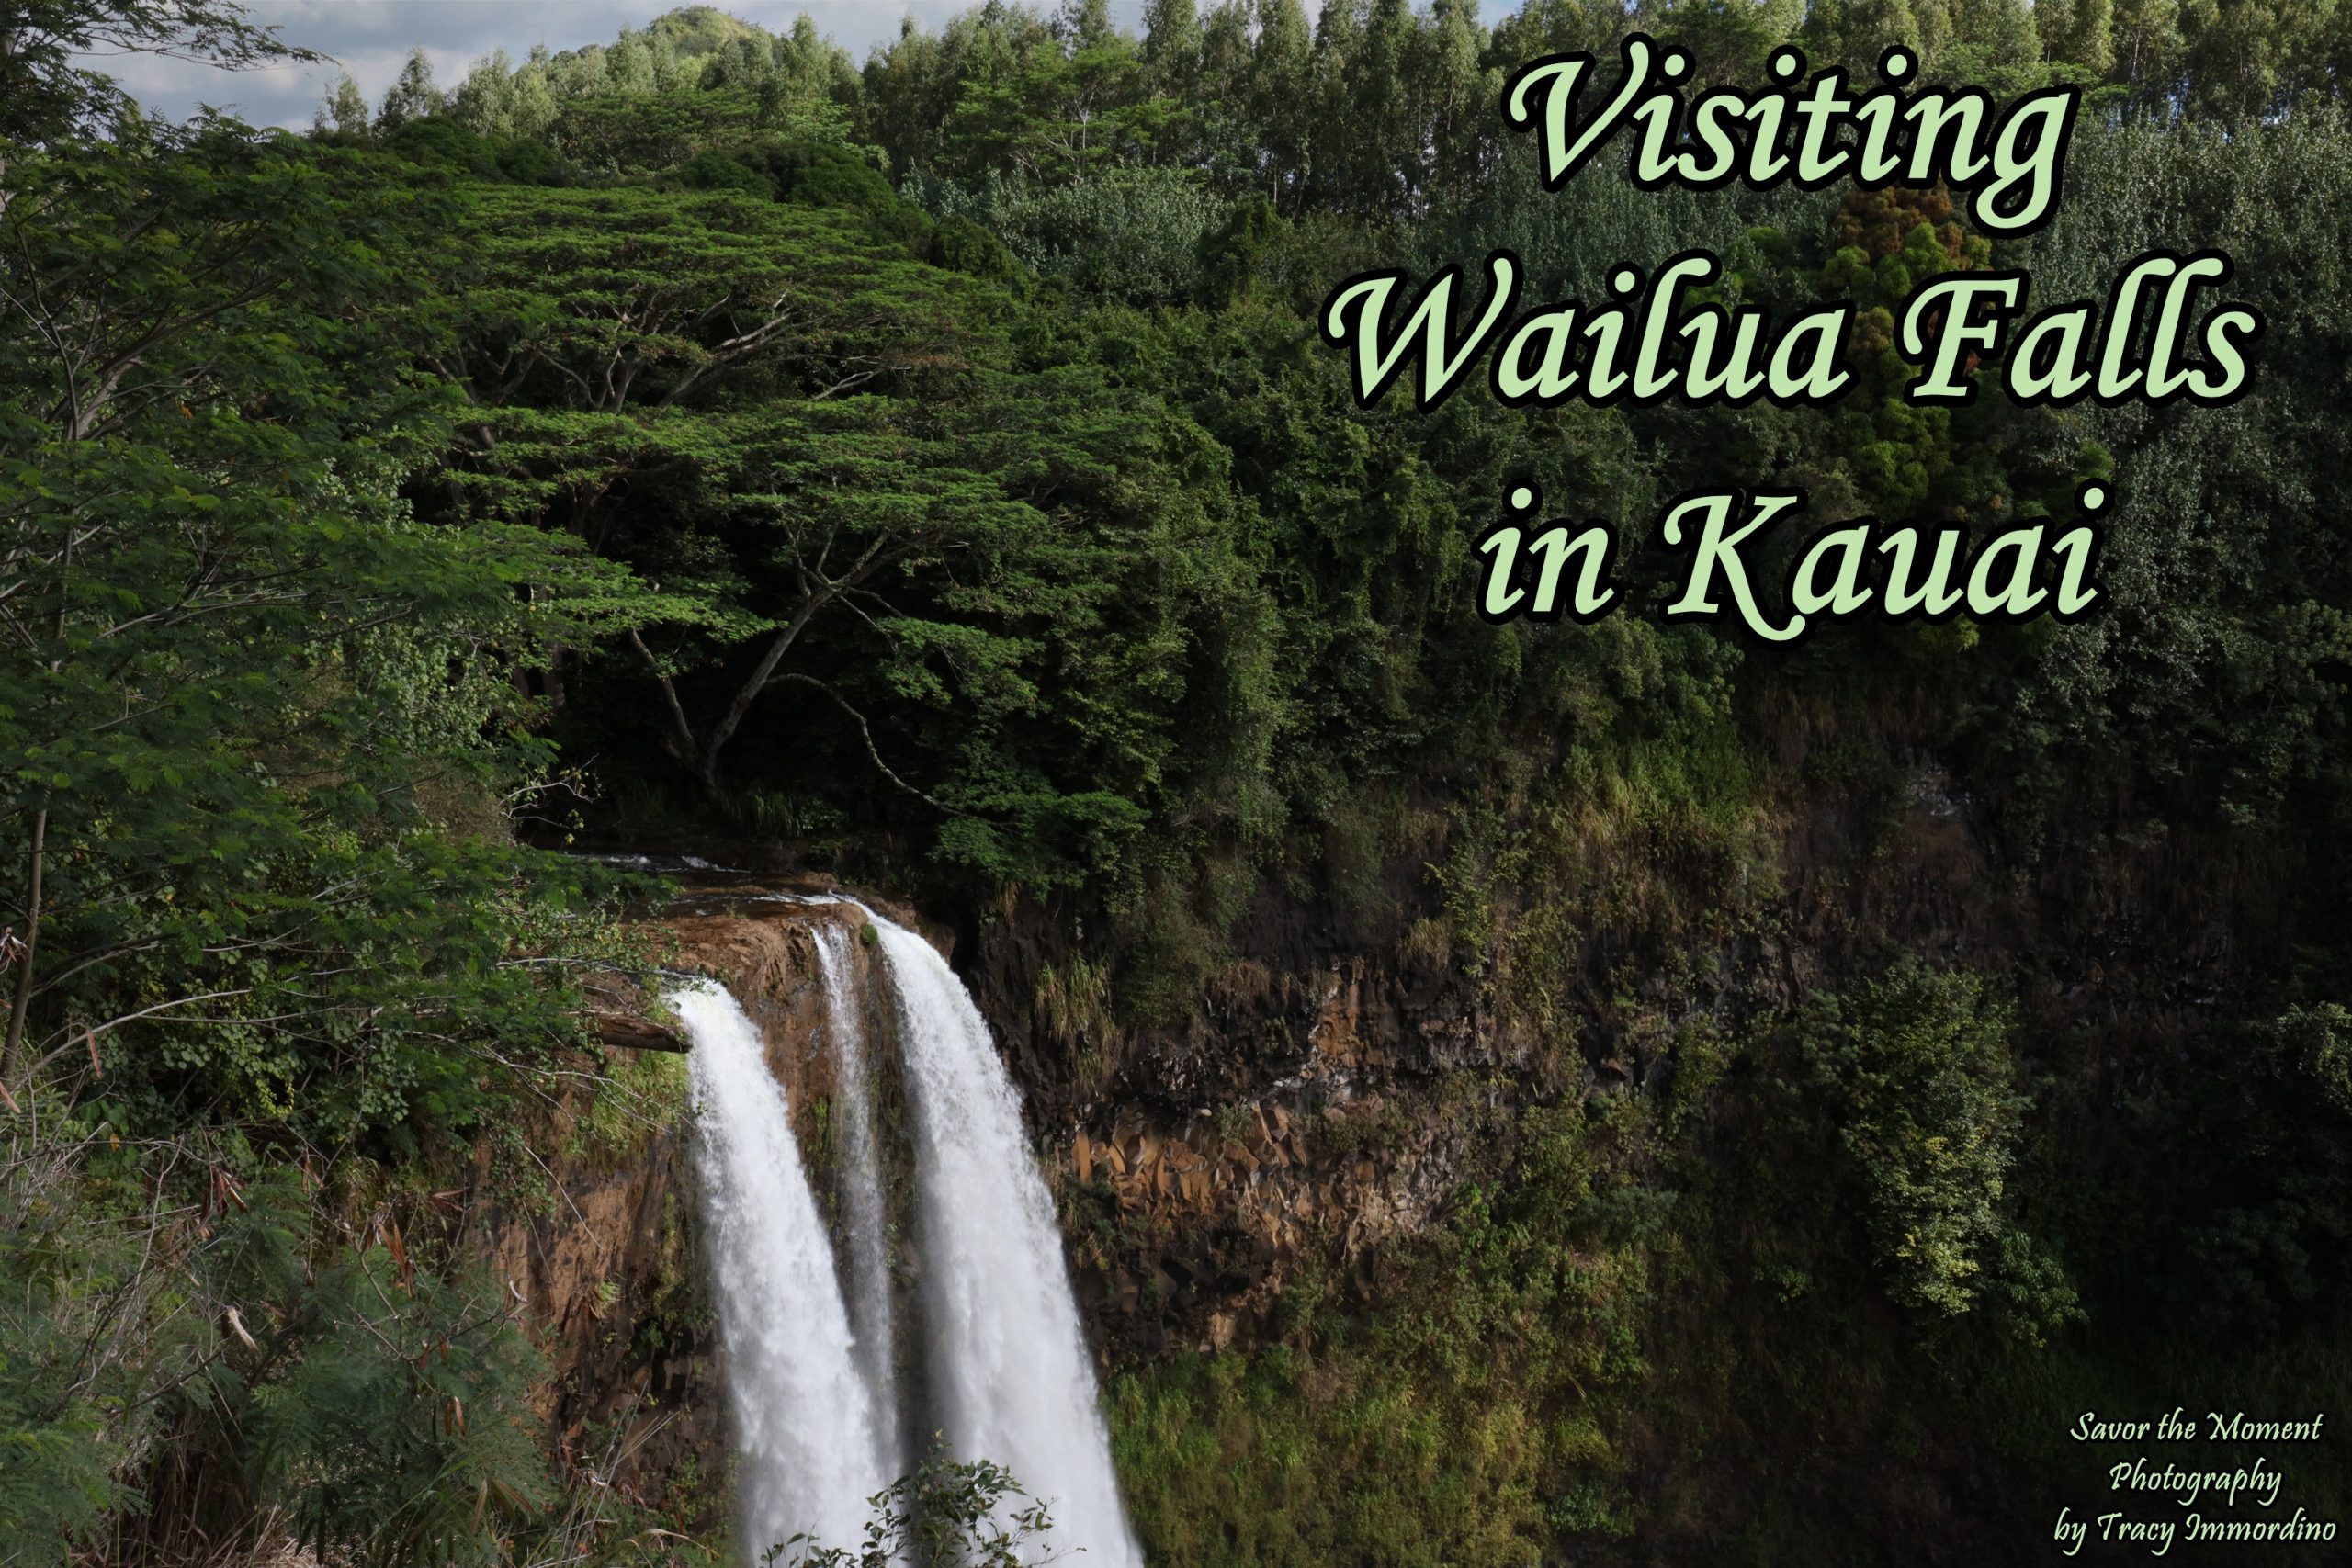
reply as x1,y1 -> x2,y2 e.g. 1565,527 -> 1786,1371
473,839 -> 1754,1516
465,1105 -> 714,1518
460,883 -> 937,1528
1010,941 -> 1502,1359
474,754 -> 2269,1551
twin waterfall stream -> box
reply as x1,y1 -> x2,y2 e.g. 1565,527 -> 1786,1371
670,902 -> 1141,1566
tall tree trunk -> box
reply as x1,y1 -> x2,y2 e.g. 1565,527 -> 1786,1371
5,802 -> 47,1083
695,590 -> 833,804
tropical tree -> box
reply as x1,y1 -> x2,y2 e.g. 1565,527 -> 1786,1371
0,73 -> 639,1145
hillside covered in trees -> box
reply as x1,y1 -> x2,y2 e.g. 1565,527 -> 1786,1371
4,0 -> 2351,1562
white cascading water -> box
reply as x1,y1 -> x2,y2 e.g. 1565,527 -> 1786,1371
868,913 -> 1146,1568
672,979 -> 888,1560
808,925 -> 902,1477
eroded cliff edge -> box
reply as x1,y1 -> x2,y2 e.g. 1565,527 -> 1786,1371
458,884 -> 936,1530
468,739 -> 2334,1567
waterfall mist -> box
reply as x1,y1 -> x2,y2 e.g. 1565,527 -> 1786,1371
673,978 -> 888,1559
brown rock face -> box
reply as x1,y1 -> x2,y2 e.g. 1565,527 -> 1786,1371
468,1112 -> 715,1517
666,902 -> 859,1116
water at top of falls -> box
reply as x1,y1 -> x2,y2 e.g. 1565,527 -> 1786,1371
672,978 -> 888,1561
865,913 -> 1147,1568
808,926 -> 902,1479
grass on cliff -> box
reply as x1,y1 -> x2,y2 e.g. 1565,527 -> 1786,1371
1107,1101 -> 1657,1568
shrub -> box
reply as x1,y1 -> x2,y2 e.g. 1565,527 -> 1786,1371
1799,963 -> 2037,1319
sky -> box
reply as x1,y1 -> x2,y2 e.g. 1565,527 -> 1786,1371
94,1 -> 1150,131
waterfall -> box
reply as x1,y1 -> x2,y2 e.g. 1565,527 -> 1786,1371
673,979 -> 888,1560
809,925 -> 902,1477
676,907 -> 1141,1567
869,915 -> 1146,1568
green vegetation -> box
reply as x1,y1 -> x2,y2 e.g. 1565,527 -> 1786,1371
771,1446 -> 1063,1567
6,0 -> 2352,1560
1112,1105 -> 1657,1566
1797,964 -> 2038,1322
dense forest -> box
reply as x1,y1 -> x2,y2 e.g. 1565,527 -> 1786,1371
4,0 -> 2350,1562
